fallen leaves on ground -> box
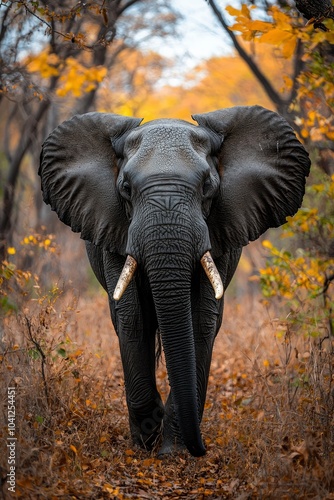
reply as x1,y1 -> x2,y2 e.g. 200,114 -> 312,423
1,295 -> 333,499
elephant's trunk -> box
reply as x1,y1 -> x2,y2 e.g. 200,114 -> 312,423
144,245 -> 206,457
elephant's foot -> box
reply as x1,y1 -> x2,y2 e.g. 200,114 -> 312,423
157,437 -> 187,458
158,402 -> 186,457
129,401 -> 164,451
131,429 -> 161,451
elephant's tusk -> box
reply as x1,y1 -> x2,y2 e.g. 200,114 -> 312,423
113,255 -> 138,301
200,251 -> 224,300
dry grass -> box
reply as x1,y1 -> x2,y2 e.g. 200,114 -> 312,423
1,282 -> 333,499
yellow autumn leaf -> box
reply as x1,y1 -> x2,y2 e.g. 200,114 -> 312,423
282,37 -> 297,58
84,83 -> 96,93
89,66 -> 107,82
248,20 -> 272,32
103,484 -> 119,495
241,3 -> 252,18
281,230 -> 294,238
27,51 -> 60,78
300,222 -> 309,232
55,88 -> 67,97
293,257 -> 305,266
307,110 -> 316,123
56,59 -> 106,97
125,449 -> 135,456
271,7 -> 292,30
249,274 -> 260,282
259,29 -> 294,46
225,5 -> 243,17
262,240 -> 274,250
7,247 -> 16,255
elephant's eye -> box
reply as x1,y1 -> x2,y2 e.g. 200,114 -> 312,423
121,181 -> 132,200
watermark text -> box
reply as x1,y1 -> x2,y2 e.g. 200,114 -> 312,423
7,387 -> 16,493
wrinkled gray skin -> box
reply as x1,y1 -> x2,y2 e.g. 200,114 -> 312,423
39,105 -> 310,457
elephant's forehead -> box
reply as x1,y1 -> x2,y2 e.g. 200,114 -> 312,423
127,121 -> 209,157
123,122 -> 211,181
142,124 -> 195,147
144,127 -> 192,150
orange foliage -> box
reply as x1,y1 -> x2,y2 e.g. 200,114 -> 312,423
97,43 -> 289,121
226,4 -> 334,143
98,49 -> 170,116
227,5 -> 298,58
26,50 -> 107,97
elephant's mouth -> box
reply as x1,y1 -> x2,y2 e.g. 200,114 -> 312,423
113,251 -> 224,301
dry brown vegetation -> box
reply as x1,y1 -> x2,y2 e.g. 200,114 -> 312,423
1,262 -> 333,499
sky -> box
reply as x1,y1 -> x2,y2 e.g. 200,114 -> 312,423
168,0 -> 232,60
155,0 -> 234,84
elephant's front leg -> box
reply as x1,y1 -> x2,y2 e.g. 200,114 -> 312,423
193,280 -> 224,422
118,328 -> 164,450
105,254 -> 164,450
193,250 -> 241,421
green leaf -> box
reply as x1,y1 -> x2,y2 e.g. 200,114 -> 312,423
28,348 -> 41,360
57,347 -> 67,358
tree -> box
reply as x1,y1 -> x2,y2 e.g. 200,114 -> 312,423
97,48 -> 172,116
256,170 -> 334,337
205,0 -> 334,173
0,0 -> 179,259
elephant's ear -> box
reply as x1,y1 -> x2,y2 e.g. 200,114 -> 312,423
193,105 -> 310,256
39,112 -> 142,253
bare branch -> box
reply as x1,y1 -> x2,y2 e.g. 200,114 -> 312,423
118,0 -> 142,16
206,0 -> 289,113
25,316 -> 49,405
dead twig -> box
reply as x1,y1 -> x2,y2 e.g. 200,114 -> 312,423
24,315 -> 49,406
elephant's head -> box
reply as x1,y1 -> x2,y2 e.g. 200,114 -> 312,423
39,106 -> 310,456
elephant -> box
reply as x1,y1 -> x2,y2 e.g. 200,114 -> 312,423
39,105 -> 310,457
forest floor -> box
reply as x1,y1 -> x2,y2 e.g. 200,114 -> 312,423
1,288 -> 334,499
